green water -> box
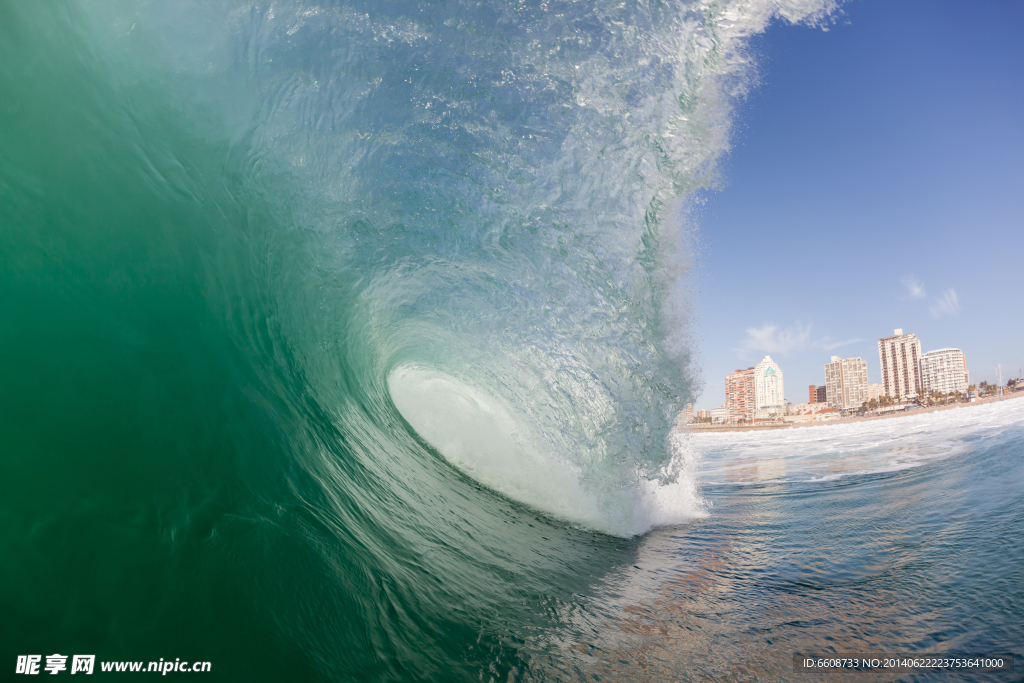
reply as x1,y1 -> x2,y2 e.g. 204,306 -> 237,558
2,1 -> 721,678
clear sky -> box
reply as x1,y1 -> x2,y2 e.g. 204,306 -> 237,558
691,0 -> 1024,411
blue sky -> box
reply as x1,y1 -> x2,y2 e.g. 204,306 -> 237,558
690,0 -> 1024,411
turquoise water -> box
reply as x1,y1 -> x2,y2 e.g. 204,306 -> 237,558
3,1 -> 1022,681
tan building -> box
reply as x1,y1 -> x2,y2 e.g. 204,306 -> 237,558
867,383 -> 884,401
878,328 -> 923,400
920,348 -> 969,395
725,367 -> 755,424
824,356 -> 870,410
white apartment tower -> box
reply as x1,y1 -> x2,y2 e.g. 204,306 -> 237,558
920,348 -> 969,395
754,356 -> 785,420
878,328 -> 922,400
824,356 -> 869,410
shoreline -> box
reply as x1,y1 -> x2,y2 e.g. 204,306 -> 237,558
687,391 -> 1024,433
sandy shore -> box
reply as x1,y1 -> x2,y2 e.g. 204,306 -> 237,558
688,391 -> 1024,433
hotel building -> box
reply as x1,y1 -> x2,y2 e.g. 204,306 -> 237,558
920,348 -> 969,395
824,356 -> 869,410
878,328 -> 922,400
754,356 -> 785,420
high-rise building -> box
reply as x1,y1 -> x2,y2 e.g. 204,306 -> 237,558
808,385 -> 818,403
920,348 -> 969,395
824,356 -> 869,410
878,328 -> 923,400
867,383 -> 884,401
754,356 -> 785,420
816,385 -> 827,403
725,367 -> 755,424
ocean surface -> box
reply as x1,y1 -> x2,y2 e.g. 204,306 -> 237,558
2,1 -> 1022,681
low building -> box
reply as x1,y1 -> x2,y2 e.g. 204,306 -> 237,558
791,402 -> 837,415
920,348 -> 969,395
710,405 -> 728,424
697,410 -> 711,420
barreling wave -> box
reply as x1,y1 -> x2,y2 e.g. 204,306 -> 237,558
0,0 -> 836,679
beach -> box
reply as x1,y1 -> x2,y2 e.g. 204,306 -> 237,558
688,391 -> 1024,432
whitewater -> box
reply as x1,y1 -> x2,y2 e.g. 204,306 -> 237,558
2,0 -> 1022,681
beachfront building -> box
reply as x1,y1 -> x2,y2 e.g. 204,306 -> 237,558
754,356 -> 785,420
920,348 -> 969,395
867,383 -> 884,401
711,405 -> 728,424
808,385 -> 827,404
725,367 -> 755,424
878,328 -> 923,401
824,356 -> 869,410
793,402 -> 838,415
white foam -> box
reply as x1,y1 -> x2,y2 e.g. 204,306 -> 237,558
692,398 -> 1024,485
389,366 -> 603,524
388,365 -> 707,537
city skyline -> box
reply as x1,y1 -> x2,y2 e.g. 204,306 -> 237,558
706,325 -> 985,418
690,0 -> 1023,412
696,317 -> 1019,411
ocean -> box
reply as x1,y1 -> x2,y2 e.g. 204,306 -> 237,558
1,1 -> 1021,680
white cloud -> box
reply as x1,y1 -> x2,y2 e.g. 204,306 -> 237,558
929,288 -> 960,318
740,323 -> 811,356
739,323 -> 862,358
819,336 -> 864,351
901,275 -> 926,299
